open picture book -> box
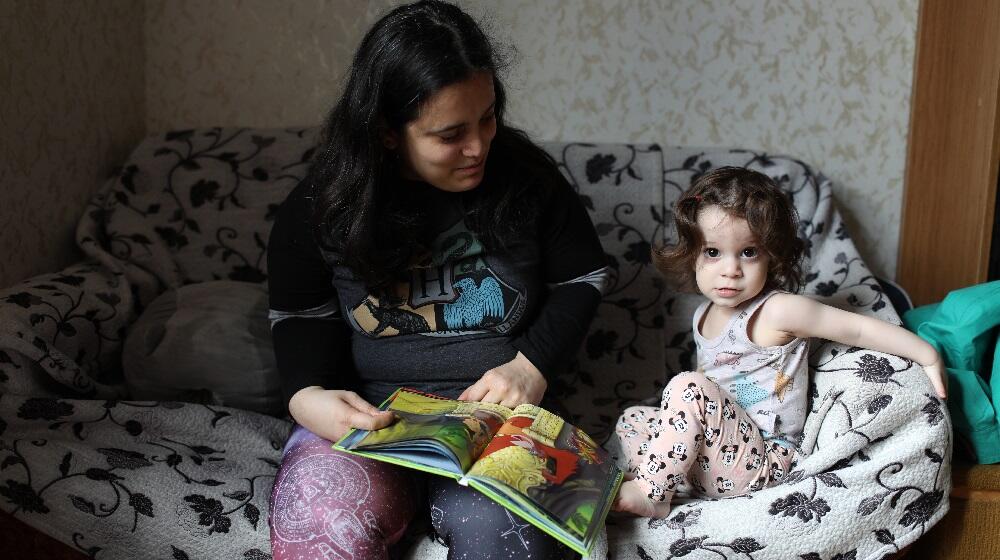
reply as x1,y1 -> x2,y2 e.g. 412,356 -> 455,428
334,387 -> 624,556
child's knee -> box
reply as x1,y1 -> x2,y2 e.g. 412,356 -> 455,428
668,370 -> 709,388
663,371 -> 708,406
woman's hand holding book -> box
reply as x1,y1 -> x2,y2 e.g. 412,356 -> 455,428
289,386 -> 396,442
459,352 -> 547,408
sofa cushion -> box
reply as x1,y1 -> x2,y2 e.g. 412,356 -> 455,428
122,280 -> 282,415
540,142 -> 667,443
78,128 -> 319,298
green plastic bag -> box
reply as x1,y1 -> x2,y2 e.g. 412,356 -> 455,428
903,280 -> 1000,464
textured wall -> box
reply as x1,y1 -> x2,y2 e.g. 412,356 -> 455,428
461,0 -> 918,279
0,0 -> 145,288
144,0 -> 371,132
146,0 -> 918,279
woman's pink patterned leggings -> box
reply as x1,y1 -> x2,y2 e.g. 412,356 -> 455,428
269,425 -> 574,560
616,371 -> 796,505
268,425 -> 419,560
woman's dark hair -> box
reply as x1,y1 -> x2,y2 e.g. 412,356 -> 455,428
653,167 -> 805,293
307,0 -> 560,292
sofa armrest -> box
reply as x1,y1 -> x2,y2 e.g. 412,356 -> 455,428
0,261 -> 134,398
805,341 -> 950,452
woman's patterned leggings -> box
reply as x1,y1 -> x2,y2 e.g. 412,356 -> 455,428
615,371 -> 796,505
269,425 -> 575,560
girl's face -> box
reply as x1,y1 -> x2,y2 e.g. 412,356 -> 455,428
389,72 -> 497,193
694,205 -> 770,310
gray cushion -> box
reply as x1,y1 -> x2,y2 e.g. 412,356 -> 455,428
122,280 -> 283,415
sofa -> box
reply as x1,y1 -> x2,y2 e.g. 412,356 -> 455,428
0,127 -> 952,559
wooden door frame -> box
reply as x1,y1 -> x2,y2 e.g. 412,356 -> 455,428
898,0 -> 1000,306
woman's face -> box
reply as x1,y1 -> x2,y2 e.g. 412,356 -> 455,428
390,72 -> 497,192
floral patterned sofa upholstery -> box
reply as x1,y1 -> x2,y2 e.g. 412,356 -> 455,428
0,128 -> 951,559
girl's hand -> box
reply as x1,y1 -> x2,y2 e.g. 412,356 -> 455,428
458,352 -> 546,408
923,357 -> 948,399
288,386 -> 395,442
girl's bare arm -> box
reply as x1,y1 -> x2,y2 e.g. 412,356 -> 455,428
762,293 -> 946,398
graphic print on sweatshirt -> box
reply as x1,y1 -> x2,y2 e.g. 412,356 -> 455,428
349,220 -> 526,337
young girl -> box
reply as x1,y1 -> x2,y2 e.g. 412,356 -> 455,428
612,166 -> 947,518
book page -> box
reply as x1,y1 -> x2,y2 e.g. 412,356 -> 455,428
465,404 -> 621,546
344,388 -> 512,473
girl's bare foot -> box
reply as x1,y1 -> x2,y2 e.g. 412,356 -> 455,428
612,479 -> 672,518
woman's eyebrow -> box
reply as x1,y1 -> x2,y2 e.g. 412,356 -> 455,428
427,102 -> 496,135
428,123 -> 463,135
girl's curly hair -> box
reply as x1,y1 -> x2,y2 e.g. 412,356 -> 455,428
653,166 -> 805,293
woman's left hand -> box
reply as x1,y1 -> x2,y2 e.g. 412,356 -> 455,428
458,352 -> 546,408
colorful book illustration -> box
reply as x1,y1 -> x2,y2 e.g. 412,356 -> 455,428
334,387 -> 623,556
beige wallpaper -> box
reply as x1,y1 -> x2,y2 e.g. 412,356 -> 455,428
10,0 -> 911,282
0,0 -> 145,288
146,0 -> 919,280
144,0 -> 371,132
458,0 -> 919,280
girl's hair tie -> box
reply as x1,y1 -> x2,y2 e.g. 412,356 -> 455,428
694,195 -> 702,202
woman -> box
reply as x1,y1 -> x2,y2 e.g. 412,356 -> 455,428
266,2 -> 608,558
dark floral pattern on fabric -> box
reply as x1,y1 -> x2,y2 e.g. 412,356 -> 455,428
800,552 -> 858,560
854,449 -> 948,542
669,535 -> 708,555
0,479 -> 49,514
587,154 -> 617,183
899,490 -> 943,528
184,494 -> 232,535
854,354 -> 902,385
921,395 -> 945,426
4,292 -> 45,309
99,447 -> 153,470
634,504 -> 776,557
17,398 -> 75,421
584,150 -> 644,185
807,250 -> 888,312
814,281 -> 838,297
1,131 -> 953,559
77,127 -> 318,294
0,396 -> 287,558
769,492 -> 831,523
649,507 -> 701,530
0,261 -> 130,398
632,508 -> 767,559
